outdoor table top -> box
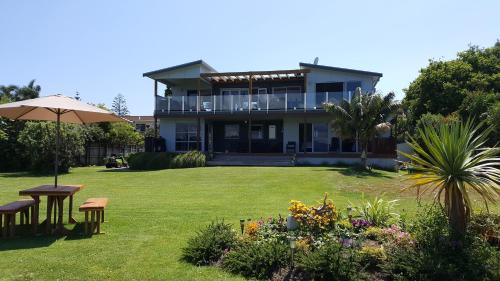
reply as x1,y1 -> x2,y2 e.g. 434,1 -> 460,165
19,184 -> 84,197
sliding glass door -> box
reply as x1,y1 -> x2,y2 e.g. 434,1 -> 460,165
299,123 -> 329,152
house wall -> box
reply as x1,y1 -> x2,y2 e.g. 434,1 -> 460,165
304,68 -> 378,108
283,116 -> 340,153
159,117 -> 205,152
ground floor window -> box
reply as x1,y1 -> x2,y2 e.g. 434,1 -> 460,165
224,124 -> 239,139
299,123 -> 329,152
251,124 -> 264,139
176,123 -> 198,151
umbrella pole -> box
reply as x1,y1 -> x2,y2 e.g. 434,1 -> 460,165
54,110 -> 60,188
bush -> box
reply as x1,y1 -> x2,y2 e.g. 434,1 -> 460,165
222,240 -> 289,280
359,245 -> 386,270
353,196 -> 399,227
297,241 -> 364,281
17,121 -> 85,173
182,221 -> 237,266
382,206 -> 500,281
128,152 -> 173,170
170,151 -> 206,168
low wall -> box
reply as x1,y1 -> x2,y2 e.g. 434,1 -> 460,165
296,156 -> 397,171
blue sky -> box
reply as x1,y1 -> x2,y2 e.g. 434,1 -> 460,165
1,0 -> 498,115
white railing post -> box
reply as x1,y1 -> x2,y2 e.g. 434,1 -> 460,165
326,92 -> 329,107
266,93 -> 269,113
182,96 -> 185,114
168,96 -> 171,114
285,92 -> 288,112
213,94 -> 216,114
231,94 -> 234,113
304,92 -> 307,112
197,95 -> 200,113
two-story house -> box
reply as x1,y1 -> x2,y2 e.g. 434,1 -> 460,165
143,60 -> 395,168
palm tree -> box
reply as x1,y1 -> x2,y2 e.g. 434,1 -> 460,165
0,85 -> 18,102
402,120 -> 499,236
324,87 -> 399,168
14,79 -> 41,101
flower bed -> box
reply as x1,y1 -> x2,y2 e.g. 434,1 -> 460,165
182,194 -> 500,281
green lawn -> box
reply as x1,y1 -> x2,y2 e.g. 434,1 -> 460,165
0,166 -> 490,280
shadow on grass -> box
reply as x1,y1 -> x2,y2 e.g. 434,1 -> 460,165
0,171 -> 54,178
64,222 -> 93,240
315,166 -> 394,179
0,225 -> 58,251
96,168 -> 145,173
0,223 -> 94,250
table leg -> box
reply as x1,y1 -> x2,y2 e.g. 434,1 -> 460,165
68,195 -> 77,224
30,205 -> 36,235
32,196 -> 39,235
57,197 -> 64,233
46,196 -> 53,234
10,213 -> 15,237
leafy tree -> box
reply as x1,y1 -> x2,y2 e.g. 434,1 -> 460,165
107,122 -> 143,152
0,85 -> 18,101
402,120 -> 499,237
14,79 -> 41,101
111,93 -> 129,116
403,42 -> 500,128
18,121 -> 85,173
0,128 -> 6,141
325,88 -> 399,169
458,91 -> 499,144
0,80 -> 41,171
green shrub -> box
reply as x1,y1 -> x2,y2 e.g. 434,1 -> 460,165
297,241 -> 364,281
352,196 -> 399,227
382,206 -> 500,281
222,241 -> 289,280
363,226 -> 384,240
182,221 -> 237,266
128,152 -> 173,170
170,151 -> 206,168
359,245 -> 386,270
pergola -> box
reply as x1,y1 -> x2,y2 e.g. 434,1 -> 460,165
200,69 -> 310,83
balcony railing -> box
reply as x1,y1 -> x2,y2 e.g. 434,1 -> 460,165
155,92 -> 348,114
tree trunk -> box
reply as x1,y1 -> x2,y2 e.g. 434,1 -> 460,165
445,184 -> 467,239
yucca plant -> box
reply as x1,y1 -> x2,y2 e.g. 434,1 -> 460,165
402,120 -> 499,236
350,196 -> 399,226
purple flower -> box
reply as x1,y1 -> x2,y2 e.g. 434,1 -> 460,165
351,219 -> 372,228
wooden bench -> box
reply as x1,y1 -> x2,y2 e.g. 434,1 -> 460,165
79,198 -> 108,235
0,199 -> 37,238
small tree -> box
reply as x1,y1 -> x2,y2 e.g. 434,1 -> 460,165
402,120 -> 499,237
324,88 -> 399,169
107,122 -> 143,153
18,121 -> 85,173
111,93 -> 130,116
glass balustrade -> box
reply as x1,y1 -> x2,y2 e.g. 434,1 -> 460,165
155,92 -> 345,113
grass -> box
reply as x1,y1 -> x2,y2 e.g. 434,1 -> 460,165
0,166 -> 494,280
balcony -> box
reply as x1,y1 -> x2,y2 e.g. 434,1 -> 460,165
155,92 -> 347,115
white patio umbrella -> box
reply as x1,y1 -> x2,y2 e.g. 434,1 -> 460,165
0,94 -> 126,187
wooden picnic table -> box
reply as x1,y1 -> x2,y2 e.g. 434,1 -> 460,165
19,184 -> 84,234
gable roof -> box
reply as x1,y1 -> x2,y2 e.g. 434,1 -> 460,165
142,60 -> 217,77
299,62 -> 382,77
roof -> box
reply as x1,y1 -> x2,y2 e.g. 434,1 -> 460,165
299,62 -> 383,77
201,69 -> 309,83
123,115 -> 154,122
142,60 -> 217,77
